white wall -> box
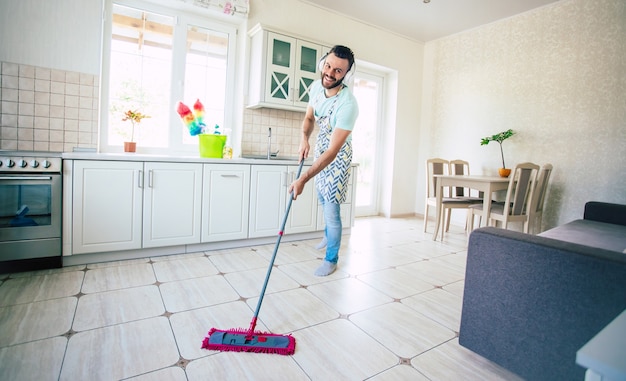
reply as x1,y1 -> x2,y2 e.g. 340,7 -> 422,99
248,0 -> 425,217
420,0 -> 626,230
0,0 -> 102,74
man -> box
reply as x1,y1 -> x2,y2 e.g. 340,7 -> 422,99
288,45 -> 359,276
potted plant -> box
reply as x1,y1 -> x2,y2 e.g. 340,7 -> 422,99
480,129 -> 516,177
122,109 -> 150,152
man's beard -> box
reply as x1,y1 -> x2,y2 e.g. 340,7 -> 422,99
321,73 -> 344,90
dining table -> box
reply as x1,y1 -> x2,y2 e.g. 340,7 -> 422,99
433,174 -> 511,241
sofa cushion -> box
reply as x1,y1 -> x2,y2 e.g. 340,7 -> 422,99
460,227 -> 626,381
539,219 -> 626,253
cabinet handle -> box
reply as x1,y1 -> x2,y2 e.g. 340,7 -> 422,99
148,170 -> 154,188
138,170 -> 144,188
220,174 -> 239,178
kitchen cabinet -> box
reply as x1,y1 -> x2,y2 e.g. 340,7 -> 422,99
247,25 -> 328,111
201,164 -> 250,242
248,164 -> 318,238
287,164 -> 318,234
72,160 -> 202,254
72,160 -> 143,254
142,162 -> 203,248
248,165 -> 288,238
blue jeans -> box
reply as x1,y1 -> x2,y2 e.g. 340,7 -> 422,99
318,191 -> 342,263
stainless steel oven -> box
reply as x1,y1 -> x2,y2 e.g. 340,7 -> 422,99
0,151 -> 62,272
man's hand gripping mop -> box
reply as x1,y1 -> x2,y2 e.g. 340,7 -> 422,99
201,159 -> 305,355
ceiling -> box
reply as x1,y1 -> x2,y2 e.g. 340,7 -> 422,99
300,0 -> 561,43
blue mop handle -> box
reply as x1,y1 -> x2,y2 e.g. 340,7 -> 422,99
249,159 -> 305,332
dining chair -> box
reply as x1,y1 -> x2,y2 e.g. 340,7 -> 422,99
528,163 -> 553,234
424,158 -> 482,240
448,159 -> 483,233
468,162 -> 540,233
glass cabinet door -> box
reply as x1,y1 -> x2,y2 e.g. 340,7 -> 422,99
294,41 -> 323,107
262,31 -> 323,108
267,33 -> 295,103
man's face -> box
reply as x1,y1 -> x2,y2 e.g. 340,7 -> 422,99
320,53 -> 350,90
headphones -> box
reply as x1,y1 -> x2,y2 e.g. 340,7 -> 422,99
318,45 -> 356,83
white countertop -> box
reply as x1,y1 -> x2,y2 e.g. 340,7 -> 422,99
62,152 -> 309,165
61,152 -> 358,166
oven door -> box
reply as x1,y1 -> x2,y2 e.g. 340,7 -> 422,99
0,174 -> 61,242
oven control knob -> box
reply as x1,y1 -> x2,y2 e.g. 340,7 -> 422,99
18,159 -> 27,168
6,159 -> 15,168
42,160 -> 52,168
30,160 -> 40,168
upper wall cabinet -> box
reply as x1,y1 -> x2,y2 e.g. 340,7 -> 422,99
247,25 -> 330,112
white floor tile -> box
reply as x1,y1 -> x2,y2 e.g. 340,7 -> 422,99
186,351 -> 309,381
396,258 -> 465,287
292,319 -> 398,381
368,364 -> 430,381
125,366 -> 187,381
208,249 -> 269,273
152,256 -> 218,282
350,302 -> 456,358
0,337 -> 67,381
0,297 -> 76,346
246,288 -> 340,333
402,288 -> 463,332
60,317 -> 179,381
159,275 -> 240,312
82,263 -> 155,293
0,271 -> 83,306
307,278 -> 393,315
73,285 -> 165,331
411,338 -> 524,381
357,267 -> 435,299
224,267 -> 300,298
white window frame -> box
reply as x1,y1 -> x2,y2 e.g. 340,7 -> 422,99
99,0 -> 238,154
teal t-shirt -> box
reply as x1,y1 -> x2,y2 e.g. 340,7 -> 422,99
309,80 -> 359,140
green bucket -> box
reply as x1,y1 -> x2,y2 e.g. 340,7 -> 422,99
199,134 -> 227,158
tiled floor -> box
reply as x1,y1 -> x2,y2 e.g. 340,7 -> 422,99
0,216 -> 523,380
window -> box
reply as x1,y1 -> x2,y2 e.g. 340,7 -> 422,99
100,0 -> 237,153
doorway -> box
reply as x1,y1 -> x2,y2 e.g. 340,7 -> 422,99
351,70 -> 384,217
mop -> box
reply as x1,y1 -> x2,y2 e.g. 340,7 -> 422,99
201,159 -> 304,355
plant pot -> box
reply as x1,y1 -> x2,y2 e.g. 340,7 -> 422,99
499,168 -> 511,178
124,142 -> 137,153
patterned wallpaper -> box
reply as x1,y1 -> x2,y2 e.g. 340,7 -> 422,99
424,0 -> 626,230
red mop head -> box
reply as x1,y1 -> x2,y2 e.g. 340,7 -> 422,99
202,327 -> 296,355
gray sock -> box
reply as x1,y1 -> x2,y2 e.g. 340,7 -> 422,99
315,237 -> 327,250
314,261 -> 337,276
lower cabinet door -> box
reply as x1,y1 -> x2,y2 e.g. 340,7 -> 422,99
202,164 -> 250,242
249,165 -> 287,238
287,164 -> 318,233
143,162 -> 203,248
72,160 -> 143,254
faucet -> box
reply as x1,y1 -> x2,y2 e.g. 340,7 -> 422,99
267,128 -> 271,159
266,128 -> 281,159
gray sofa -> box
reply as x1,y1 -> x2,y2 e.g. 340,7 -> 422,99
459,201 -> 626,381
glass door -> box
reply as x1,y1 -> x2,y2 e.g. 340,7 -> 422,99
351,71 -> 384,217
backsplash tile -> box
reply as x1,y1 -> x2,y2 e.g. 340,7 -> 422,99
241,108 -> 305,158
0,61 -> 98,152
1,60 -> 309,156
